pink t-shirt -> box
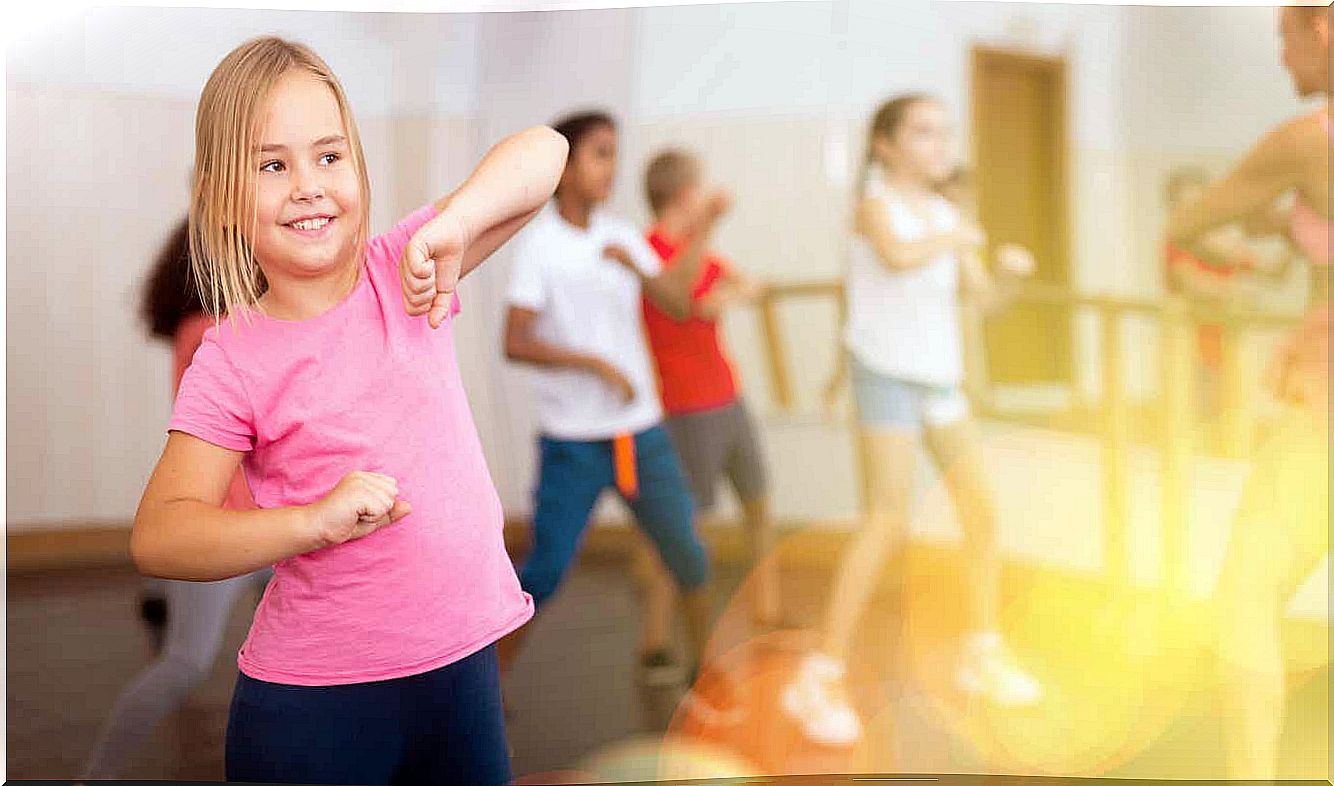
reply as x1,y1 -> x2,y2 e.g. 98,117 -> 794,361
170,203 -> 533,686
174,312 -> 254,511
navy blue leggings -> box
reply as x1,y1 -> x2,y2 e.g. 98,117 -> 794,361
519,424 -> 710,608
225,644 -> 510,785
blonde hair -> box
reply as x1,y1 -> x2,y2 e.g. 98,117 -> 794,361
189,36 -> 371,319
644,149 -> 700,216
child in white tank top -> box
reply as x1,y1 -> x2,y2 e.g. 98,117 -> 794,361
784,95 -> 1041,747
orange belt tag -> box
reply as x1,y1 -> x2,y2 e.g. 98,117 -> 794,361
613,433 -> 639,500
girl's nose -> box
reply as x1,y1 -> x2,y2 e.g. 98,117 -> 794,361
290,165 -> 325,202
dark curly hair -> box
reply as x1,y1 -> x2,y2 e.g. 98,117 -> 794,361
140,218 -> 204,340
551,110 -> 616,157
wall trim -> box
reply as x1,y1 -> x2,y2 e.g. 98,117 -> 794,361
5,517 -> 856,575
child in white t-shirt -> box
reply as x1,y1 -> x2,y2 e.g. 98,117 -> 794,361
500,111 -> 735,723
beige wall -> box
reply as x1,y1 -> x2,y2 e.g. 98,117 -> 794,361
7,86 -> 196,526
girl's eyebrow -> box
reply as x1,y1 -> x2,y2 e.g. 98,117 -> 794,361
257,134 -> 347,154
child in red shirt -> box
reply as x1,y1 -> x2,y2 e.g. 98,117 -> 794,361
632,149 -> 778,684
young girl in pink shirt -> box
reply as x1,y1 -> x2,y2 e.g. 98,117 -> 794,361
130,36 -> 566,784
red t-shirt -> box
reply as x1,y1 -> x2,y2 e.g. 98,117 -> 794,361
641,228 -> 739,416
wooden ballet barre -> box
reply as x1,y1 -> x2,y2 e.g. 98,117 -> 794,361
756,276 -> 1305,591
759,278 -> 1302,414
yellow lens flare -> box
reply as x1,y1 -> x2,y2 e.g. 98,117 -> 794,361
665,627 -> 891,775
662,525 -> 903,773
1280,615 -> 1330,684
653,468 -> 1324,778
894,560 -> 1207,776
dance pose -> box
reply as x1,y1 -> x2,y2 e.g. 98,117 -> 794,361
131,36 -> 566,784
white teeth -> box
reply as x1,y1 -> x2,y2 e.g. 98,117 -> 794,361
290,217 -> 330,231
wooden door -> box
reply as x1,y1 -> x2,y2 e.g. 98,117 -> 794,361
971,46 -> 1072,386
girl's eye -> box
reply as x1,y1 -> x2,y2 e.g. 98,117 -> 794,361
260,160 -> 284,173
320,152 -> 340,166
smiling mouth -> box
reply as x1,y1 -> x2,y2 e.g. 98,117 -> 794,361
286,216 -> 334,231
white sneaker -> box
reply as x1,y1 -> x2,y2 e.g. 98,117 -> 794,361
956,632 -> 1042,706
780,653 -> 863,746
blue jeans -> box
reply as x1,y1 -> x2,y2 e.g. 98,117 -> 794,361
520,424 -> 710,608
225,644 -> 510,785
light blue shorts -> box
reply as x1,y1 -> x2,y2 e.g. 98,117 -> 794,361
850,355 -> 969,431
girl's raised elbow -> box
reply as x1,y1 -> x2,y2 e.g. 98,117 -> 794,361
522,126 -> 569,183
535,125 -> 569,160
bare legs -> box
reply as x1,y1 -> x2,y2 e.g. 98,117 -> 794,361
1215,407 -> 1328,780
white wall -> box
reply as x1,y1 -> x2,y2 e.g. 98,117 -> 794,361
620,0 -> 1135,406
1120,5 -> 1310,157
6,3 -> 1316,536
5,7 -> 480,117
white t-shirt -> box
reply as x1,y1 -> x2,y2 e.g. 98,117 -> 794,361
506,205 -> 664,441
844,174 -> 964,387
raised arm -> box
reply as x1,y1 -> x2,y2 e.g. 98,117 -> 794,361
693,267 -> 765,321
962,242 -> 1034,314
1166,119 -> 1315,246
642,202 -> 720,319
857,194 -> 981,272
403,126 -> 569,327
611,190 -> 732,321
958,249 -> 1000,311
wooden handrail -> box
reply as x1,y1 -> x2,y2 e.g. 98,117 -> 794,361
756,276 -> 1306,588
763,278 -> 1304,328
760,278 -> 1302,421
760,280 -> 844,301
